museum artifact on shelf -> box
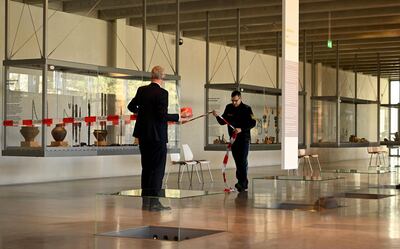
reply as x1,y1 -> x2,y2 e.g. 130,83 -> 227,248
20,126 -> 40,147
50,124 -> 68,147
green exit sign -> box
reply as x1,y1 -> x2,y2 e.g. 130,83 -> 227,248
327,39 -> 333,49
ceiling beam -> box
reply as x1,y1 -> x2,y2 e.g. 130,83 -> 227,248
228,37 -> 400,47
159,13 -> 400,33
185,22 -> 400,38
102,0 -> 400,21
98,0 -> 283,20
63,0 -> 198,12
246,41 -> 400,51
210,30 -> 400,44
130,5 -> 400,27
296,48 -> 400,56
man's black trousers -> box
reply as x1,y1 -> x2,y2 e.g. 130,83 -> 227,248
139,141 -> 167,197
231,140 -> 249,189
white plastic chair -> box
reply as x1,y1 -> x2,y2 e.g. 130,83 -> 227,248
379,146 -> 388,166
165,153 -> 191,185
368,146 -> 384,167
298,149 -> 313,176
182,144 -> 214,183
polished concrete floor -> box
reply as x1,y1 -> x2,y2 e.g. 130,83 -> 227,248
0,159 -> 399,249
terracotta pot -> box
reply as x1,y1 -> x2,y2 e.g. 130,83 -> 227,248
93,129 -> 108,142
51,124 -> 67,142
20,126 -> 39,142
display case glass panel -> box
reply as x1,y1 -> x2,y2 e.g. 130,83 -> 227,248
312,98 -> 379,146
3,60 -> 180,156
339,103 -> 355,143
339,71 -> 355,99
357,103 -> 378,143
379,106 -> 390,142
312,100 -> 337,144
206,84 -> 305,150
357,74 -> 378,101
5,66 -> 43,147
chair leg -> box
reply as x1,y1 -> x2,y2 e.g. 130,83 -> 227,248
206,162 -> 214,182
165,165 -> 170,184
380,153 -> 385,166
187,165 -> 192,185
316,157 -> 322,173
369,154 -> 373,167
382,153 -> 385,166
194,165 -> 202,184
297,158 -> 300,176
199,163 -> 205,184
378,153 -> 382,166
306,157 -> 313,176
178,165 -> 183,183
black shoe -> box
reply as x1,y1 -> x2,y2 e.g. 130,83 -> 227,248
142,198 -> 150,210
235,183 -> 248,193
149,202 -> 171,212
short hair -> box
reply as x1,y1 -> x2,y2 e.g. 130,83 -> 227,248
231,90 -> 241,98
151,66 -> 165,80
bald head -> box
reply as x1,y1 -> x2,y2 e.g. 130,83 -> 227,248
151,66 -> 165,81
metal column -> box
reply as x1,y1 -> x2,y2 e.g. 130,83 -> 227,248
205,11 -> 210,147
3,0 -> 10,148
236,9 -> 240,87
302,30 -> 306,146
175,0 -> 180,76
142,0 -> 146,71
377,53 -> 381,143
336,40 -> 340,146
41,0 -> 49,150
310,42 -> 314,144
275,31 -> 280,144
354,54 -> 358,136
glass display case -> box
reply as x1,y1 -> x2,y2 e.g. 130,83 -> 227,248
311,96 -> 379,147
95,189 -> 226,243
252,175 -> 346,211
205,83 -> 306,150
2,59 -> 180,156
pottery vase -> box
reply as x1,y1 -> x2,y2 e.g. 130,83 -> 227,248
20,126 -> 39,142
51,124 -> 67,142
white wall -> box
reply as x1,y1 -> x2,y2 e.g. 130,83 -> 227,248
0,1 -> 389,185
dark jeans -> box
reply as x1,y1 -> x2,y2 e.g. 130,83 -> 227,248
231,140 -> 250,189
139,141 -> 167,197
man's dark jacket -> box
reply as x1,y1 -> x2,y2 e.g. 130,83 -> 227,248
128,82 -> 179,143
217,102 -> 256,142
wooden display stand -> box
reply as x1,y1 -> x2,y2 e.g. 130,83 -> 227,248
50,141 -> 69,147
21,141 -> 40,147
95,141 -> 108,146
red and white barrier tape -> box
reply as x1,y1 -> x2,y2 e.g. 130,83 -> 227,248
2,114 -> 149,127
217,115 -> 237,193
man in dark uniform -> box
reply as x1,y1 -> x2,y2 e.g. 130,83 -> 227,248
213,90 -> 256,192
128,66 -> 190,211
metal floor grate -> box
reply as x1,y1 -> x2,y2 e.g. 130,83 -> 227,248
97,226 -> 224,241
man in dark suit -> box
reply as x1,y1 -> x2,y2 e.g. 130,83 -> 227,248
128,66 -> 190,211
